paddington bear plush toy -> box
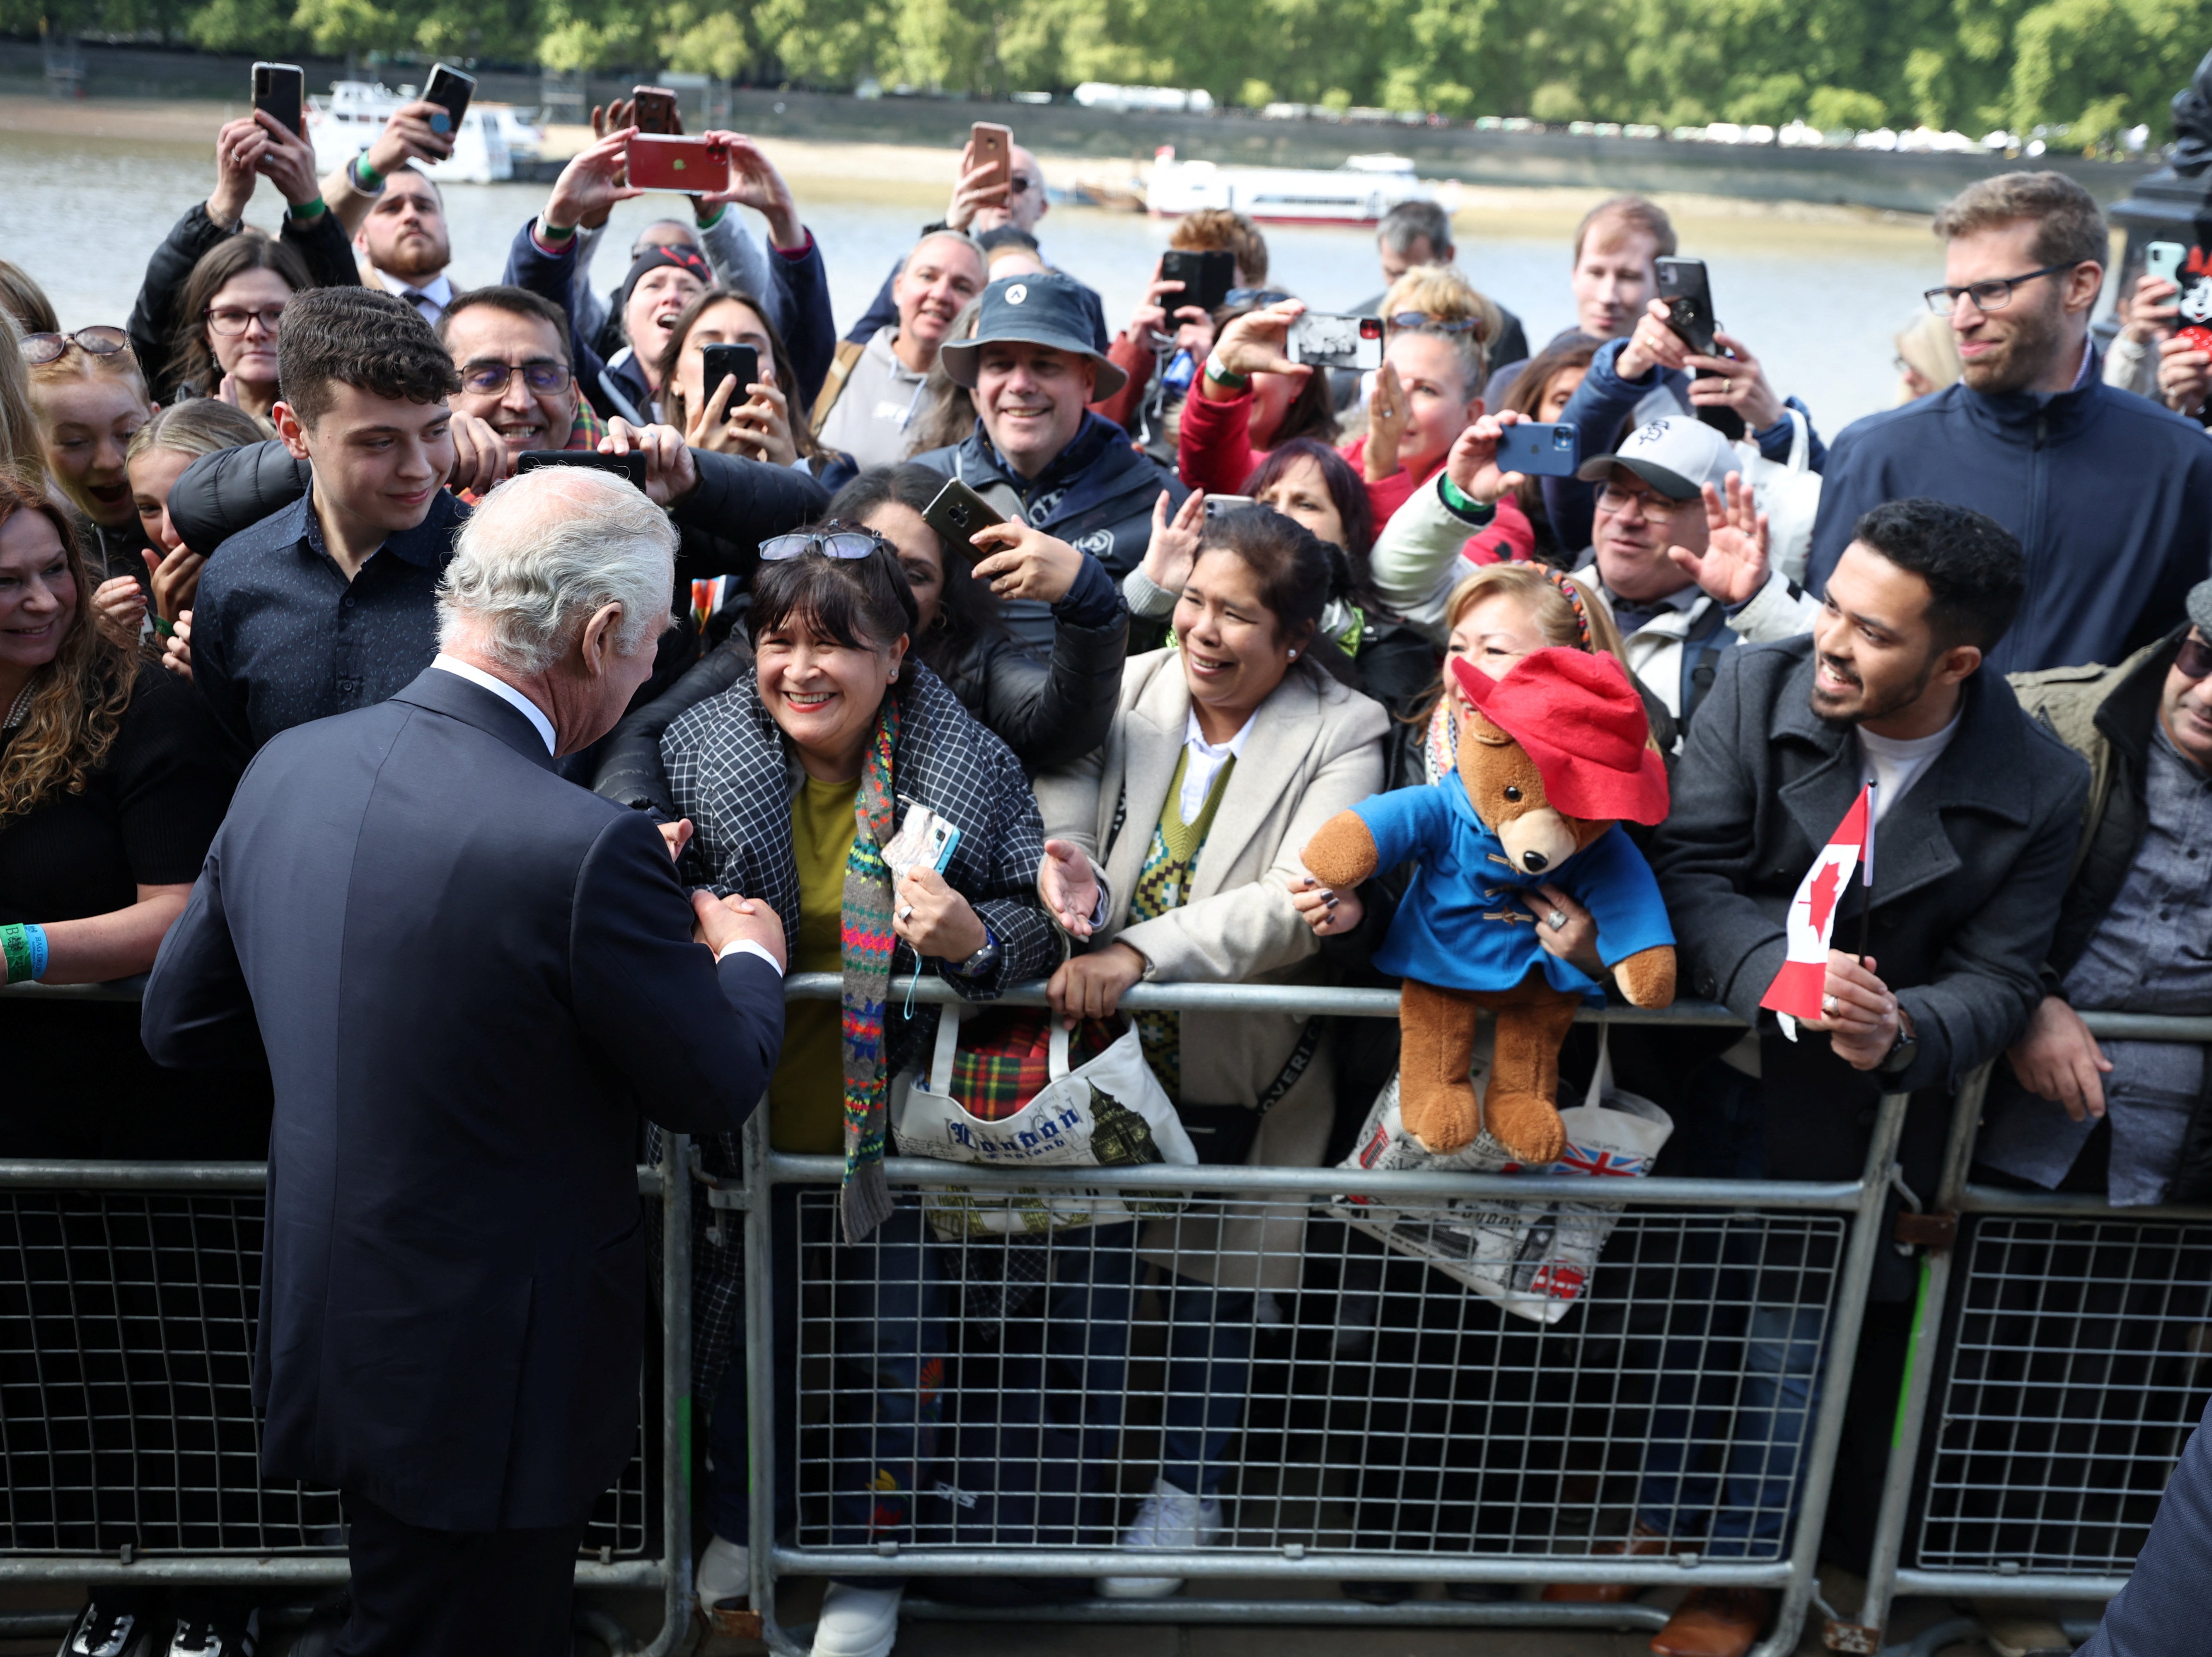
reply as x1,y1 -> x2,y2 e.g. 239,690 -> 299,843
1303,647 -> 1676,1163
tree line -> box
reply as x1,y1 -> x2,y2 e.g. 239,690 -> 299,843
12,0 -> 2208,148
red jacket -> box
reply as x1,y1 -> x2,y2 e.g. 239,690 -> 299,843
1177,386 -> 1535,563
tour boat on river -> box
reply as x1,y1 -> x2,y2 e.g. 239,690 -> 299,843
1145,148 -> 1432,225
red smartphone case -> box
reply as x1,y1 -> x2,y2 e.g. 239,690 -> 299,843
626,134 -> 729,195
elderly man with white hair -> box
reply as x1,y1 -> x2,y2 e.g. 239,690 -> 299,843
143,466 -> 788,1657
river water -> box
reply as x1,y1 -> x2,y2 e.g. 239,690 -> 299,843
2,126 -> 1952,433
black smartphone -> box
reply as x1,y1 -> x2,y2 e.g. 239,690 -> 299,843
920,477 -> 1005,560
251,62 -> 305,138
517,449 -> 648,487
1654,256 -> 1743,440
1495,420 -> 1581,478
422,62 -> 476,138
701,343 -> 760,415
631,85 -> 682,135
1160,249 -> 1235,316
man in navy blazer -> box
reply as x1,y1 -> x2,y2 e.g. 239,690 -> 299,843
143,467 -> 786,1657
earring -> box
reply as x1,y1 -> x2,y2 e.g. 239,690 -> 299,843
1287,649 -> 1298,659
888,669 -> 898,682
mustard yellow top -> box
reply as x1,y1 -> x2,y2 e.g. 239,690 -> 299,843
767,773 -> 860,1153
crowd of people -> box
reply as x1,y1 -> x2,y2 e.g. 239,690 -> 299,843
2,95 -> 2209,1657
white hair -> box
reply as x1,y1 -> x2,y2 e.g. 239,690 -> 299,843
436,467 -> 676,675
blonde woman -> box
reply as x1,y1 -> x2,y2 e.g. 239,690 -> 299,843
24,329 -> 157,647
0,313 -> 41,487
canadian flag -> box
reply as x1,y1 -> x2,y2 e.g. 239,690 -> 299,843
1760,785 -> 1874,1039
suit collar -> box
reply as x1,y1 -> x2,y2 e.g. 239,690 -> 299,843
391,667 -> 560,772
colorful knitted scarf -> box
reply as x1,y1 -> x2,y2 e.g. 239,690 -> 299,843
838,693 -> 902,1242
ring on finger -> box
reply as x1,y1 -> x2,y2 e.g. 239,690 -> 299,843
1546,909 -> 1568,931
897,904 -> 915,923
1823,993 -> 1838,1015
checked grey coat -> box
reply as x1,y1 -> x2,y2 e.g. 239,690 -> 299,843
659,659 -> 1061,1395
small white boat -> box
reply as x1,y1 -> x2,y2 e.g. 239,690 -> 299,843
1146,148 -> 1431,225
309,80 -> 529,185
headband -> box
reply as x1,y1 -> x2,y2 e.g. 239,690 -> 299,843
1545,566 -> 1593,649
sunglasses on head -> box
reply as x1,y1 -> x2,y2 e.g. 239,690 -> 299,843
2179,631 -> 2212,681
19,326 -> 131,366
759,522 -> 887,563
1388,311 -> 1484,340
1225,287 -> 1293,308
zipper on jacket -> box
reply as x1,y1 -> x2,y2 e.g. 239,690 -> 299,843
2020,411 -> 2048,641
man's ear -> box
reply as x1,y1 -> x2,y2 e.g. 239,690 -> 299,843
2063,260 -> 2105,316
1932,641 -> 1983,689
272,402 -> 311,461
579,601 -> 626,673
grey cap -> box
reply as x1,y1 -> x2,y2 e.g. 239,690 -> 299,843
2190,577 -> 2212,636
1576,414 -> 1737,500
937,273 -> 1127,399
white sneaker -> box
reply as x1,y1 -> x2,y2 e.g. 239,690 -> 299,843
695,1533 -> 751,1614
1095,1477 -> 1223,1599
810,1580 -> 904,1657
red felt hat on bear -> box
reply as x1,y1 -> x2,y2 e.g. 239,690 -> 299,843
1451,648 -> 1670,825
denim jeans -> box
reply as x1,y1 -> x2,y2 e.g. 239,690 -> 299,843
1155,1277 -> 1255,1499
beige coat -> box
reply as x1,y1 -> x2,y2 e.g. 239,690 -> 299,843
1033,648 -> 1388,1288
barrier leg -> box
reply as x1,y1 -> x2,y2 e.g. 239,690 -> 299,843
1750,1085 -> 1915,1657
640,1132 -> 694,1657
1838,1065 -> 1993,1652
743,1111 -> 808,1656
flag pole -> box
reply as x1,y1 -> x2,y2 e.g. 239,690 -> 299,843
1855,780 -> 1877,963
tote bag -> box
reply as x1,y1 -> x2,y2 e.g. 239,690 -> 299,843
891,1004 -> 1199,1238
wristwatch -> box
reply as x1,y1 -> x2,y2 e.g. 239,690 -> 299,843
1880,1012 -> 1919,1075
950,930 -> 1001,979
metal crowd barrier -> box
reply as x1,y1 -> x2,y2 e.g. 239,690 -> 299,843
7,977 -> 2203,1657
1837,1010 -> 2212,1655
717,974 -> 1912,1657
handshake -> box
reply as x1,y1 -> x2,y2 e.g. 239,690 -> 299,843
661,818 -> 789,970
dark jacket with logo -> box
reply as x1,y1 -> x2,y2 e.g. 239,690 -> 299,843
909,412 -> 1187,651
1807,364 -> 2212,676
1650,636 -> 2089,1210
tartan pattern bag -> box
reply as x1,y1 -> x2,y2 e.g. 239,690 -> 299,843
945,1007 -> 1115,1122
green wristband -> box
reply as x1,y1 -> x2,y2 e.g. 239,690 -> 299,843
1439,473 -> 1496,521
351,154 -> 384,191
152,614 -> 176,639
539,217 -> 577,243
289,195 -> 327,221
0,924 -> 32,986
695,204 -> 726,229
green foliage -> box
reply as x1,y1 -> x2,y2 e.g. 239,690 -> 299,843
29,0 -> 2212,139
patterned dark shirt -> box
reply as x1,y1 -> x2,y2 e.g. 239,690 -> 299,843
190,490 -> 469,755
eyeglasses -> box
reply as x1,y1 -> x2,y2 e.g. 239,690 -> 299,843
1388,310 -> 1485,340
2179,632 -> 2212,681
1922,261 -> 2080,316
19,325 -> 131,365
205,305 -> 287,337
759,523 -> 887,563
459,360 -> 571,395
1595,483 -> 1692,520
1008,173 -> 1037,196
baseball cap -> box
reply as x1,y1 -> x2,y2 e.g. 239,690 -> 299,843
1576,415 -> 1736,501
938,273 -> 1127,399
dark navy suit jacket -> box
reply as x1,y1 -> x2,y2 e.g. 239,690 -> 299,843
142,667 -> 783,1531
2079,1392 -> 2212,1656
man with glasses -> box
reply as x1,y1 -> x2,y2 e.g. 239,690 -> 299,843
1808,170 -> 2212,675
1979,577 -> 2212,1205
844,137 -> 1110,356
436,286 -> 599,470
1570,416 -> 1817,739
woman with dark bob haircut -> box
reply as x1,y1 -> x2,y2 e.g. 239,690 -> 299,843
591,462 -> 1127,809
1034,503 -> 1388,1600
652,534 -> 1062,1649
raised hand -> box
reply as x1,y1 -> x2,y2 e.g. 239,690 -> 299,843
1364,361 -> 1409,481
699,133 -> 805,250
1443,411 -> 1527,507
599,418 -> 700,507
544,127 -> 643,234
1667,471 -> 1770,605
967,520 -> 1085,605
1038,839 -> 1100,937
1138,488 -> 1205,596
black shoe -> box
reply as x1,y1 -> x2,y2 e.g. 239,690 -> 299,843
58,1593 -> 160,1657
162,1604 -> 259,1657
1341,1580 -> 1414,1604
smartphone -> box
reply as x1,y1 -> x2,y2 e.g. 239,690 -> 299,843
631,85 -> 682,135
701,343 -> 760,414
626,133 -> 731,194
2145,240 -> 2189,285
422,62 -> 476,137
969,121 -> 1013,204
1496,421 -> 1581,478
921,477 -> 1005,559
1160,249 -> 1235,316
1204,494 -> 1256,515
517,449 -> 648,487
1654,256 -> 1743,440
1287,312 -> 1384,370
251,62 -> 305,138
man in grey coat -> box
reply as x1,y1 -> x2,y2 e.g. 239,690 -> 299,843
1591,498 -> 2089,1657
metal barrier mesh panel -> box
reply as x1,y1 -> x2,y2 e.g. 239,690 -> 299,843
1917,1214 -> 2212,1576
764,1186 -> 1846,1564
0,1191 -> 652,1559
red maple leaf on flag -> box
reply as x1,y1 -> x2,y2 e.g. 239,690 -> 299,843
1805,858 -> 1844,938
